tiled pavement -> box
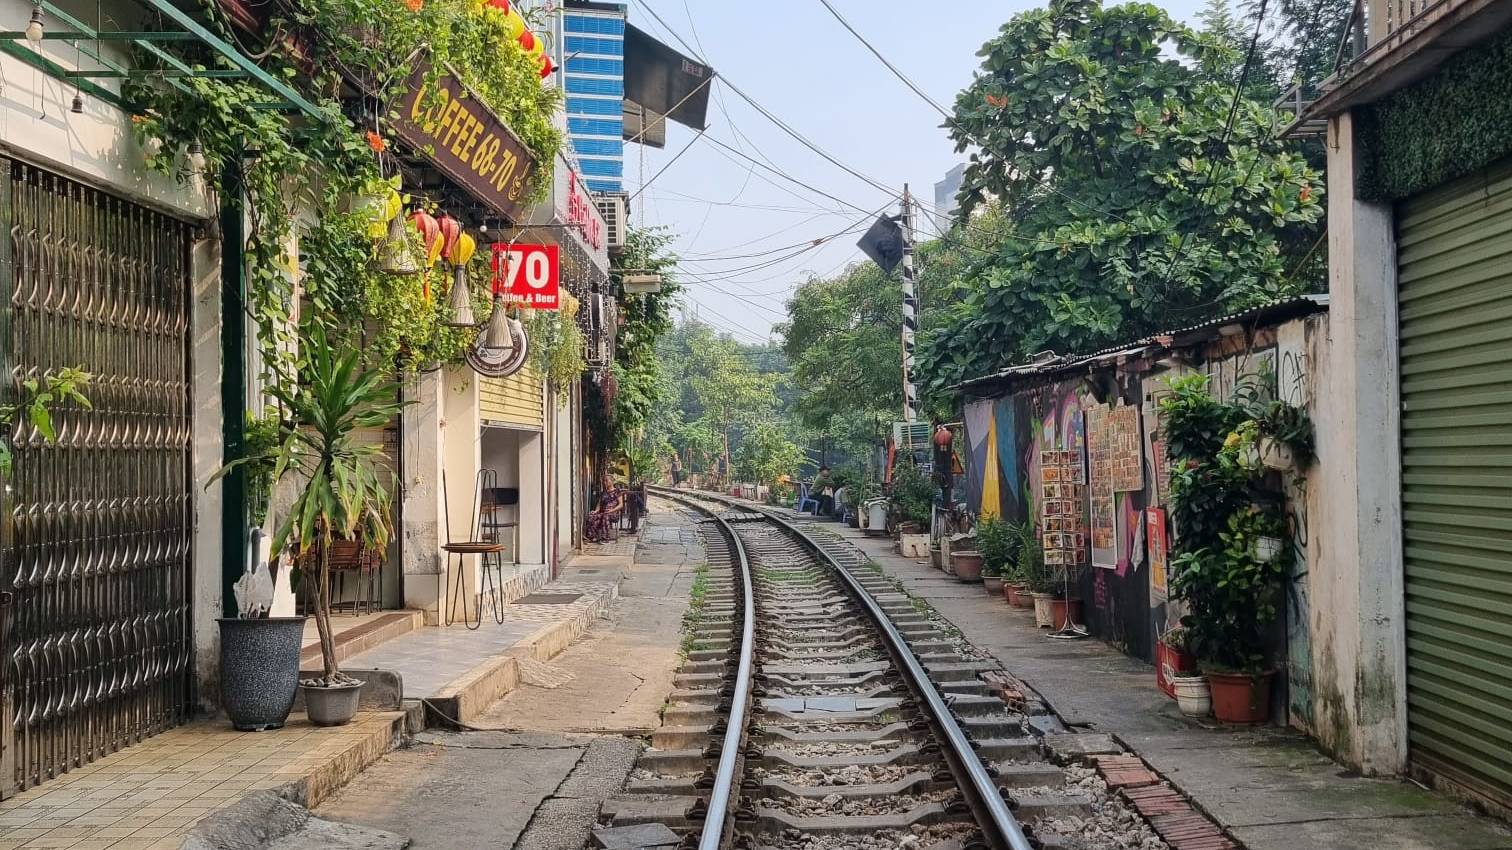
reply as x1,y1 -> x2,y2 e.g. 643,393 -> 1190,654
0,712 -> 403,850
342,580 -> 620,698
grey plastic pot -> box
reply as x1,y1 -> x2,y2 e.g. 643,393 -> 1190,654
218,617 -> 307,731
301,681 -> 364,726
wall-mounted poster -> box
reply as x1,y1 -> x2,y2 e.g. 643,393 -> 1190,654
1109,404 -> 1144,493
1147,507 -> 1169,599
1087,405 -> 1117,568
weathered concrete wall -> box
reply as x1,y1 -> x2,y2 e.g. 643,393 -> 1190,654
1308,111 -> 1409,774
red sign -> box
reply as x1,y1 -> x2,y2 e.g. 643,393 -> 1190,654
566,171 -> 604,252
492,243 -> 561,310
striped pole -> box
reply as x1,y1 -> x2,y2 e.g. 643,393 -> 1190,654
900,185 -> 919,424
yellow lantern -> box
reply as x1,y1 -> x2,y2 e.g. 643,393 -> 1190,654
450,232 -> 477,266
502,9 -> 525,40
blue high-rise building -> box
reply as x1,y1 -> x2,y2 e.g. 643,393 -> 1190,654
548,1 -> 628,194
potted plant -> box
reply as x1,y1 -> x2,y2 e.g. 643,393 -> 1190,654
976,516 -> 1015,595
1172,671 -> 1212,718
890,459 -> 935,540
1252,399 -> 1315,472
264,327 -> 406,727
950,549 -> 984,582
1156,626 -> 1199,699
1169,507 -> 1291,724
1019,537 -> 1058,627
1049,579 -> 1084,630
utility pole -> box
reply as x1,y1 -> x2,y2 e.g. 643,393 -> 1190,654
900,185 -> 919,425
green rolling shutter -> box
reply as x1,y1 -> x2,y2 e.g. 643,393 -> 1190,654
1398,156 -> 1512,808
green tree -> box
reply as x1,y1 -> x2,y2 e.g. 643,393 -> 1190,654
916,0 -> 1323,397
686,331 -> 780,477
734,421 -> 805,488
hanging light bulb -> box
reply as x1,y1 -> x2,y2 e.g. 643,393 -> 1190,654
25,4 -> 44,44
186,140 -> 206,173
69,92 -> 83,113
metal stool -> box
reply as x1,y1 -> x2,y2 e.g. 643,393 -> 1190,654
443,469 -> 508,630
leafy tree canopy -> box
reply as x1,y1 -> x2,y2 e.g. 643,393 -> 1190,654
916,0 -> 1324,399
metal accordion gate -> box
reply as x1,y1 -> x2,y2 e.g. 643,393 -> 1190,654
0,159 -> 195,794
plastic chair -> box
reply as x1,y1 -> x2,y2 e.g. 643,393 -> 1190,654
796,482 -> 820,515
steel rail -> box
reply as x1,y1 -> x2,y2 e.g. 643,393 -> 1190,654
648,488 -> 755,850
654,487 -> 1035,850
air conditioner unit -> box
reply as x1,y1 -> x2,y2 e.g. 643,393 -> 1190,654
595,194 -> 628,253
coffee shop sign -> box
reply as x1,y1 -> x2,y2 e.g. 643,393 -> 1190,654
566,171 -> 604,252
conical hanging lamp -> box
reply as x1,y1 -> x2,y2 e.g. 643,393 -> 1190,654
376,214 -> 420,274
446,267 -> 477,327
481,296 -> 514,355
444,232 -> 478,328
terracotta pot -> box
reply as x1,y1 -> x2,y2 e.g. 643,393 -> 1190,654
983,576 -> 1004,594
1156,643 -> 1199,699
1030,592 -> 1055,627
950,551 -> 983,582
1006,583 -> 1033,608
1173,676 -> 1211,717
1206,670 -> 1274,724
1050,597 -> 1083,630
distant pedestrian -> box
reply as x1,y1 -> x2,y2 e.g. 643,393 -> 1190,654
671,452 -> 684,486
814,466 -> 835,516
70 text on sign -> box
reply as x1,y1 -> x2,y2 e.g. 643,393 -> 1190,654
492,244 -> 561,310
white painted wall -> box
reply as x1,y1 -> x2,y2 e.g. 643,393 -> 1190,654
190,237 -> 225,710
0,0 -> 208,219
1308,111 -> 1409,774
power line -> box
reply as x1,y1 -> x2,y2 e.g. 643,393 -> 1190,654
627,128 -> 705,203
631,0 -> 897,203
1156,0 -> 1272,290
809,0 -> 1135,227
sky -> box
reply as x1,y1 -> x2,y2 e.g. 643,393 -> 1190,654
620,0 -> 1209,345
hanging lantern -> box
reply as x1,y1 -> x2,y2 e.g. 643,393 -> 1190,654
444,232 -> 479,327
409,210 -> 443,266
518,29 -> 536,53
481,297 -> 514,353
376,214 -> 420,274
466,296 -> 529,377
436,214 -> 462,264
933,425 -> 953,449
486,0 -> 509,12
539,54 -> 555,79
446,266 -> 477,327
502,8 -> 526,39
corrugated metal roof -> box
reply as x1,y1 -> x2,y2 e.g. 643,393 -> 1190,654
954,294 -> 1329,394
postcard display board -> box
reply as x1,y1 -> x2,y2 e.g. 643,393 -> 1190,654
1040,448 -> 1089,567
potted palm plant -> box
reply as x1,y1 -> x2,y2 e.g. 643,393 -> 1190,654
260,327 -> 404,727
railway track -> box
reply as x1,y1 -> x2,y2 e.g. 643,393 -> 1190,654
598,488 -> 1163,850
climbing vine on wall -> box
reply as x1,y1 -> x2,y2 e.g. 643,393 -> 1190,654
125,0 -> 563,376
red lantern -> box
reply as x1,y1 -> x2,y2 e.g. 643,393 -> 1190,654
518,29 -> 535,52
539,54 -> 555,78
486,0 -> 509,11
436,214 -> 461,265
933,425 -> 953,449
